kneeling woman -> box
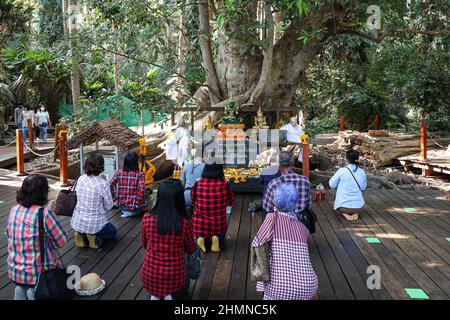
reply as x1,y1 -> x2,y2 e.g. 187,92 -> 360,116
110,152 -> 147,218
141,180 -> 196,300
252,183 -> 318,300
71,153 -> 117,249
191,163 -> 234,253
329,150 -> 367,221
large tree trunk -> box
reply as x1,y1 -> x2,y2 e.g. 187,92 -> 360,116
195,2 -> 345,111
65,0 -> 81,113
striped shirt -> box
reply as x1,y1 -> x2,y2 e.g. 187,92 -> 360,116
71,174 -> 114,234
252,211 -> 318,300
7,205 -> 67,285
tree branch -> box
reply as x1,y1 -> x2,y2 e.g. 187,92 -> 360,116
249,1 -> 274,104
198,1 -> 223,104
337,27 -> 449,43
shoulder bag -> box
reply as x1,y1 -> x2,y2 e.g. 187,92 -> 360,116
250,212 -> 277,282
34,208 -> 74,300
346,167 -> 364,193
54,179 -> 78,217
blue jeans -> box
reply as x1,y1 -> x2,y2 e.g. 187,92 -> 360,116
96,223 -> 117,247
14,283 -> 35,300
39,123 -> 48,142
22,127 -> 28,142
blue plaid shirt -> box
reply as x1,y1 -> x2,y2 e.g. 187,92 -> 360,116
263,171 -> 311,215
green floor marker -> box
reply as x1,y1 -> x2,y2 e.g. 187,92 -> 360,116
405,288 -> 429,299
0,200 -> 4,204
403,208 -> 417,213
445,238 -> 450,242
365,237 -> 381,244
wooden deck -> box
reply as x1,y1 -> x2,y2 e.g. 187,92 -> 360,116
0,169 -> 449,300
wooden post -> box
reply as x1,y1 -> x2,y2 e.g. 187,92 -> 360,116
59,130 -> 69,187
374,113 -> 380,130
339,116 -> 345,132
420,122 -> 427,161
190,110 -> 194,131
27,118 -> 34,150
151,112 -> 155,123
171,112 -> 175,126
301,134 -> 310,179
16,129 -> 27,176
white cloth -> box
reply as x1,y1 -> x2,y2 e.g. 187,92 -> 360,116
281,123 -> 304,143
329,164 -> 367,210
21,111 -> 33,128
37,111 -> 50,125
165,135 -> 178,161
177,135 -> 190,166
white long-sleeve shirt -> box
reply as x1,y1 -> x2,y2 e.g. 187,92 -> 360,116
329,164 -> 367,210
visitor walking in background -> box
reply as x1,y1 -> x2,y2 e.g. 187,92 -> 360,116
191,163 -> 234,253
263,151 -> 311,220
140,180 -> 196,300
329,150 -> 367,221
252,183 -> 318,300
71,153 -> 116,249
14,105 -> 23,129
110,151 -> 147,218
179,149 -> 205,209
21,105 -> 32,142
33,108 -> 40,142
7,175 -> 68,300
37,105 -> 51,143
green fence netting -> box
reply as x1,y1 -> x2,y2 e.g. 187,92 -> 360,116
59,94 -> 168,128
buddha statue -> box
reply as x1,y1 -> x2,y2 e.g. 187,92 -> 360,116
253,107 -> 269,129
203,114 -> 214,131
222,101 -> 243,124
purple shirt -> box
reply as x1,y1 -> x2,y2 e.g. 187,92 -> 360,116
262,171 -> 311,215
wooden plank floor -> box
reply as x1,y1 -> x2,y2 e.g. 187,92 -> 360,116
0,169 -> 449,300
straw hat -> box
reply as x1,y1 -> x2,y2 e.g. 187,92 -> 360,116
75,273 -> 106,296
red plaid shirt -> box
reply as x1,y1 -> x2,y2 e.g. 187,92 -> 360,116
110,170 -> 147,212
140,213 -> 196,298
190,178 -> 235,238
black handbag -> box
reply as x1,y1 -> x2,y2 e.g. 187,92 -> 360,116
34,208 -> 74,300
54,179 -> 77,216
185,245 -> 202,280
299,208 -> 317,234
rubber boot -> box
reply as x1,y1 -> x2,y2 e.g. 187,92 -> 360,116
197,237 -> 206,253
74,232 -> 87,248
211,235 -> 221,253
86,234 -> 99,249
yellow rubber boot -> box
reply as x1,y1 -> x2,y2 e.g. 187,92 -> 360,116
197,237 -> 206,253
74,232 -> 86,248
211,235 -> 221,253
86,234 -> 99,249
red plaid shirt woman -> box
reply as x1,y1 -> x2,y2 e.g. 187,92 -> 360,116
110,169 -> 146,212
140,213 -> 196,298
191,178 -> 235,238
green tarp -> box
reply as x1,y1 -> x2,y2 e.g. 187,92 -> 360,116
59,94 -> 168,127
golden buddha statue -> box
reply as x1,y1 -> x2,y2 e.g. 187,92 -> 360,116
253,107 -> 269,129
203,114 -> 214,131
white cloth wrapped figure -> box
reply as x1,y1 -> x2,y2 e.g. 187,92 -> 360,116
281,117 -> 304,162
165,131 -> 178,162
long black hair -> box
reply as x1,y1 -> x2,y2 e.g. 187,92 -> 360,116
201,163 -> 225,180
152,179 -> 187,235
16,175 -> 49,208
123,152 -> 139,172
346,150 -> 360,172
